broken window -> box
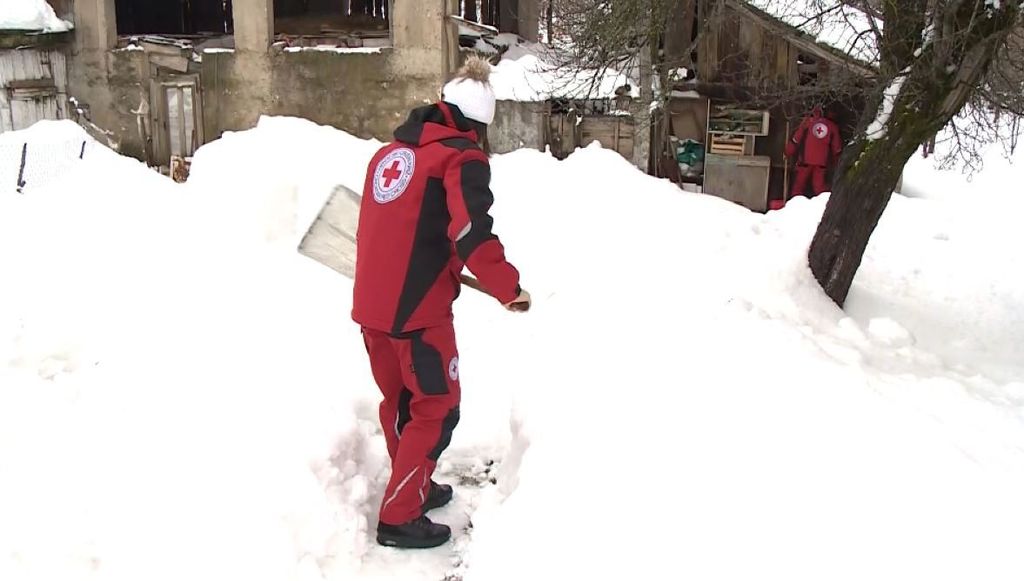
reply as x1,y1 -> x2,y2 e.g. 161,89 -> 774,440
115,0 -> 234,36
461,0 -> 520,33
274,0 -> 391,48
797,52 -> 819,85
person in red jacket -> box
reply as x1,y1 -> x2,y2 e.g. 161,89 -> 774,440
785,106 -> 842,200
352,57 -> 531,549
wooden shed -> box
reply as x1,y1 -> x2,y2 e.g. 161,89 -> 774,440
659,0 -> 875,211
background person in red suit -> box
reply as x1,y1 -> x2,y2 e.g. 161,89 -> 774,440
785,106 -> 843,200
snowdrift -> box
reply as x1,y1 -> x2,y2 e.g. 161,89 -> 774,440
1,118 -> 1022,581
0,0 -> 73,32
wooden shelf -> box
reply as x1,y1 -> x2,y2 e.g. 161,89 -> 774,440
707,108 -> 770,136
703,101 -> 772,212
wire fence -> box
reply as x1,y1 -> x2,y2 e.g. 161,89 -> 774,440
0,138 -> 97,195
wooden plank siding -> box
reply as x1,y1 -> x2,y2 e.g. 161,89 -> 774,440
698,3 -> 796,91
0,49 -> 69,133
696,1 -> 872,92
580,116 -> 635,161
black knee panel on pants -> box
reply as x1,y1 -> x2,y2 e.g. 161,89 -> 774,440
428,407 -> 461,461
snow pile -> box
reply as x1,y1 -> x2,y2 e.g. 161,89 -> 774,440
1,119 -> 397,581
901,135 -> 1024,201
457,146 -> 1024,581
0,0 -> 72,32
2,117 -> 1023,581
0,121 -> 97,194
489,36 -> 637,102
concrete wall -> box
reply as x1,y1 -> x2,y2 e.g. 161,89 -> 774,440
201,49 -> 442,143
490,100 -> 546,154
201,0 -> 454,145
517,0 -> 540,43
66,0 -> 150,158
65,0 -> 455,163
65,47 -> 149,158
234,0 -> 273,52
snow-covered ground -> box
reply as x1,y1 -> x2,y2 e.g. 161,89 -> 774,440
1,118 -> 1022,581
0,0 -> 72,32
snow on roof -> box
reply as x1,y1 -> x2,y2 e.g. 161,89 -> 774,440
0,0 -> 73,33
489,37 -> 638,102
745,0 -> 880,65
452,14 -> 499,38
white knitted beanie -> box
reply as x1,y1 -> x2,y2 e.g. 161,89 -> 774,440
442,57 -> 497,125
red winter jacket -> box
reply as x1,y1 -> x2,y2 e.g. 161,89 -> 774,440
352,102 -> 521,335
785,114 -> 842,167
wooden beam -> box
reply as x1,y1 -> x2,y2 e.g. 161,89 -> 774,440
149,53 -> 191,73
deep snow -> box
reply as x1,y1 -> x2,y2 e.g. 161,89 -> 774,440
1,118 -> 1022,581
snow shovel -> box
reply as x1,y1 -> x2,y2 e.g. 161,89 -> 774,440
297,184 -> 528,310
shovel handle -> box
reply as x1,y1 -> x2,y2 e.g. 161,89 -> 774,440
459,274 -> 530,311
459,274 -> 486,294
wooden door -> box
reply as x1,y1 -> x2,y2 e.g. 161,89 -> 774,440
151,75 -> 204,164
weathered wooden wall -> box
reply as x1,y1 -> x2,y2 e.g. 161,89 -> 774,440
698,3 -> 796,91
580,116 -> 635,160
0,49 -> 69,134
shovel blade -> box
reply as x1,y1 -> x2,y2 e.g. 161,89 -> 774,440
297,184 -> 362,278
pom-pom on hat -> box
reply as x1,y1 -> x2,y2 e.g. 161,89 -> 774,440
442,57 -> 497,125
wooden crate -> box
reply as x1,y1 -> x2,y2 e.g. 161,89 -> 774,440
703,153 -> 771,212
708,133 -> 754,155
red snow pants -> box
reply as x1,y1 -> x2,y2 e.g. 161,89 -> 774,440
790,164 -> 829,198
361,323 -> 461,525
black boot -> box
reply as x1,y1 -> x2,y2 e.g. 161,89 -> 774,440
377,515 -> 451,548
422,480 -> 453,513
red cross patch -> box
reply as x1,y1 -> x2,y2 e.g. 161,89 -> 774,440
373,148 -> 416,203
812,122 -> 829,139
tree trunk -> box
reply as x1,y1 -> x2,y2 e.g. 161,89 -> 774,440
807,136 -> 909,307
808,0 -> 1020,307
465,0 -> 478,22
632,13 -> 654,173
546,0 -> 553,43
